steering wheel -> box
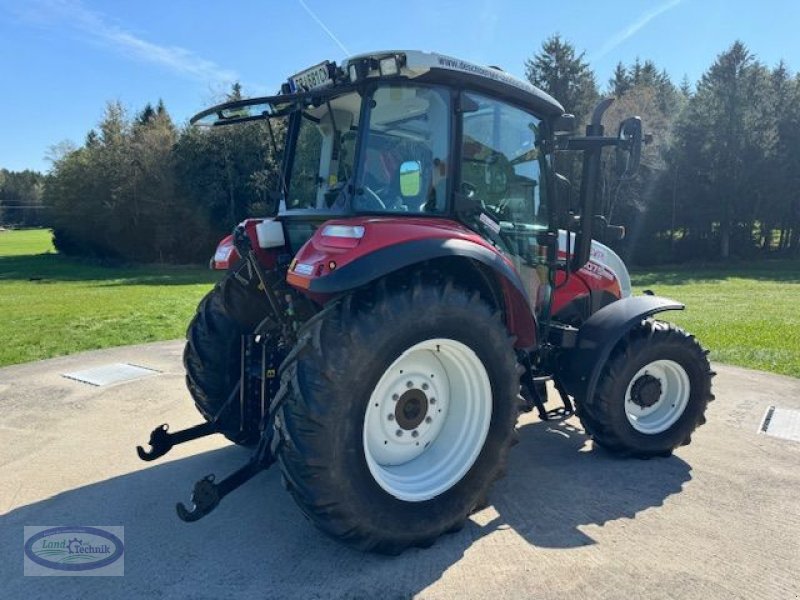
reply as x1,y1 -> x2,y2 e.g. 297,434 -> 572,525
358,186 -> 386,211
462,180 -> 504,220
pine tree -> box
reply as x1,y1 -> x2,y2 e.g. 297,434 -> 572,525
768,62 -> 800,254
676,41 -> 773,258
679,74 -> 692,97
609,62 -> 631,97
136,103 -> 156,126
524,35 -> 598,125
227,82 -> 244,102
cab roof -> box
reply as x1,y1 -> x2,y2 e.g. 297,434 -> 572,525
343,50 -> 565,117
191,50 -> 565,128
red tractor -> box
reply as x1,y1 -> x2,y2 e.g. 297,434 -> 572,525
138,51 -> 713,554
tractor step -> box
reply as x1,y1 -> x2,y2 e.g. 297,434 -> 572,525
524,375 -> 574,421
553,376 -> 574,415
136,421 -> 218,461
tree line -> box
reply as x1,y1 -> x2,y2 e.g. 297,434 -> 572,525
0,169 -> 46,228
36,87 -> 283,263
3,38 -> 799,264
527,36 -> 800,262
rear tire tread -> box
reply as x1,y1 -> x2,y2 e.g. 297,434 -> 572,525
272,277 -> 521,554
183,265 -> 272,444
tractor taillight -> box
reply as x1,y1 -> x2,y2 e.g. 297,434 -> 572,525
211,238 -> 237,270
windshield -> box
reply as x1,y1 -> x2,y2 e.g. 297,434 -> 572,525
285,84 -> 451,214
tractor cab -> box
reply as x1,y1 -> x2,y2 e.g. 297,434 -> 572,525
196,51 -> 584,328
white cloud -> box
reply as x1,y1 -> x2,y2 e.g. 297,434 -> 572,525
13,0 -> 238,84
592,0 -> 683,62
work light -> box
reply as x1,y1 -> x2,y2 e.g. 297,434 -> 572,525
378,56 -> 400,77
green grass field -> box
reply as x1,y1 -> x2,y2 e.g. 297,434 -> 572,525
0,229 -> 220,366
631,261 -> 800,378
1,229 -> 798,378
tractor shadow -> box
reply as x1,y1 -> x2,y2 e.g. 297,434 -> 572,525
494,415 -> 692,548
1,418 -> 691,599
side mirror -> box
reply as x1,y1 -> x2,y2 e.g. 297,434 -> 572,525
616,116 -> 643,180
399,160 -> 421,197
593,215 -> 626,241
461,180 -> 477,199
553,113 -> 576,135
553,113 -> 576,150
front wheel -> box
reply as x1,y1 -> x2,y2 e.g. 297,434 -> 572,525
273,280 -> 521,554
576,320 -> 714,458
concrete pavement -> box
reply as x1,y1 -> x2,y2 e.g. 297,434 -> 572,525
1,340 -> 798,599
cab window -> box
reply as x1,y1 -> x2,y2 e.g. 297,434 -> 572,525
460,93 -> 548,230
460,92 -> 550,312
354,85 -> 451,213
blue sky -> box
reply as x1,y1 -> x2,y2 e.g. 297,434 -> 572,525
1,0 -> 799,172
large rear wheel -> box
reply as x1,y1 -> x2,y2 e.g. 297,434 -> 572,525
273,280 -> 521,554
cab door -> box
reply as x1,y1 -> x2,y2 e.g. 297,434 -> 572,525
458,92 -> 553,319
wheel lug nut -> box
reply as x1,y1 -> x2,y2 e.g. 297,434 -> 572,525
412,430 -> 419,438
425,416 -> 432,423
396,429 -> 403,437
388,414 -> 394,421
392,393 -> 399,401
430,398 -> 436,404
406,381 -> 413,388
422,383 -> 429,390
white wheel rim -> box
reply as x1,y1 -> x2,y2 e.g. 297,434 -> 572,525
363,338 -> 492,502
624,359 -> 691,434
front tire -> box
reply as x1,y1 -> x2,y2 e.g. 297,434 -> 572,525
577,319 -> 713,457
273,280 -> 521,554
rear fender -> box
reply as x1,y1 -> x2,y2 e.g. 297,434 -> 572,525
559,295 -> 685,401
287,232 -> 536,348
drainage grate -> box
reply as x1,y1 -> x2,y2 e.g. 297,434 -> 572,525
759,406 -> 800,442
62,363 -> 161,387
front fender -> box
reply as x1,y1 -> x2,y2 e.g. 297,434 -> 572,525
560,295 -> 685,401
